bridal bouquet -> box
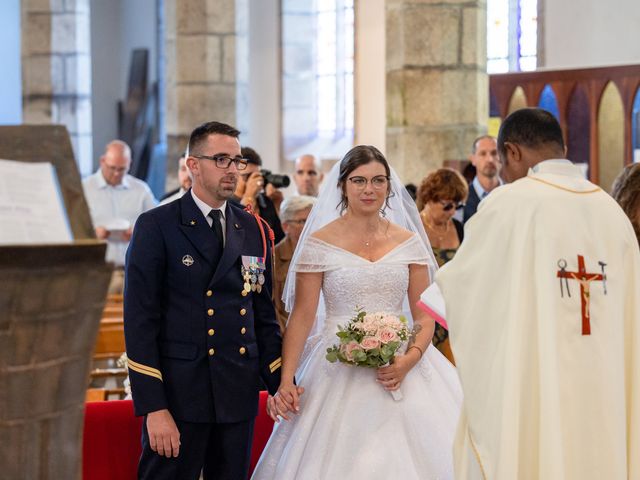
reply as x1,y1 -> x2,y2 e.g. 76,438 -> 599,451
325,308 -> 410,400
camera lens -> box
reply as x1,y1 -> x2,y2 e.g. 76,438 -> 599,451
261,170 -> 290,189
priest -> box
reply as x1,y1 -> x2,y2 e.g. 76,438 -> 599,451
436,108 -> 640,479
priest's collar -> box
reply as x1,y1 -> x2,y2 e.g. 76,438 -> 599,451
527,159 -> 600,194
529,159 -> 583,177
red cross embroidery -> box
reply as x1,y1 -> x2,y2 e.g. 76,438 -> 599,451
556,255 -> 604,335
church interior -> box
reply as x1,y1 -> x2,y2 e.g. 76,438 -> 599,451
1,0 -> 639,478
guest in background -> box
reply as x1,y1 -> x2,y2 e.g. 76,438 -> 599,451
82,140 -> 156,293
463,135 -> 502,223
293,154 -> 323,197
611,162 -> 640,247
159,155 -> 192,205
273,195 -> 316,332
404,183 -> 417,202
234,147 -> 285,244
417,168 -> 468,364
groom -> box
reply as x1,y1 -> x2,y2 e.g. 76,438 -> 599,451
124,121 -> 282,479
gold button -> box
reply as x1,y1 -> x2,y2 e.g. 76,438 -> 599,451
240,327 -> 246,334
208,329 -> 215,336
241,290 -> 248,297
239,346 -> 246,355
240,308 -> 247,316
207,308 -> 214,316
208,348 -> 215,356
206,290 -> 213,297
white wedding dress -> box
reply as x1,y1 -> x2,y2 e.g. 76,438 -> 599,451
252,235 -> 463,479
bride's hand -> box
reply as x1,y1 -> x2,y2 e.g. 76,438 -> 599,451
269,383 -> 305,421
376,350 -> 421,391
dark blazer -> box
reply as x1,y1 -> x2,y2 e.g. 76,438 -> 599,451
160,187 -> 180,201
124,191 -> 282,424
232,193 -> 285,244
463,181 -> 481,224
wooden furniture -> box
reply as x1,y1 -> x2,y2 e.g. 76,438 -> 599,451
88,294 -> 127,399
490,64 -> 640,185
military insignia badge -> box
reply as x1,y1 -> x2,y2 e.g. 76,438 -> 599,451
241,255 -> 266,294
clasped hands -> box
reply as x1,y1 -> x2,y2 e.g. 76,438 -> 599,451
267,383 -> 305,422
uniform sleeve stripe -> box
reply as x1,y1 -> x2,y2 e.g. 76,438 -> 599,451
128,358 -> 163,381
269,357 -> 282,370
269,359 -> 282,373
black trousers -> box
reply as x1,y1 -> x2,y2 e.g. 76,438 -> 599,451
138,416 -> 255,480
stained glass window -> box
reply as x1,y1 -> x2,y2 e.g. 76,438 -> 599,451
487,0 -> 537,73
282,0 -> 354,157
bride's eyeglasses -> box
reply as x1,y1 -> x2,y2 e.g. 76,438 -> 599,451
347,175 -> 390,190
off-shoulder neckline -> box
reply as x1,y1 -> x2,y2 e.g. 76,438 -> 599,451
308,235 -> 417,264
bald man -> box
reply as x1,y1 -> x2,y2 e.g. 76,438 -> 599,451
293,154 -> 323,197
83,140 -> 156,269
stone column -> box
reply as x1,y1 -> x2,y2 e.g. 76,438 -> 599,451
0,244 -> 112,479
21,0 -> 93,176
386,0 -> 488,180
165,0 -> 250,183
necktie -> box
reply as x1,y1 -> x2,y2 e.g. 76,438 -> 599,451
208,209 -> 224,252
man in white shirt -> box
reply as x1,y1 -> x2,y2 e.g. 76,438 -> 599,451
436,108 -> 640,479
82,140 -> 157,269
159,155 -> 192,206
462,135 -> 502,223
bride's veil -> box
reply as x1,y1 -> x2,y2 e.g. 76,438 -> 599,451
282,148 -> 438,333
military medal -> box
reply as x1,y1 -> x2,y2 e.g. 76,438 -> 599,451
241,255 -> 267,295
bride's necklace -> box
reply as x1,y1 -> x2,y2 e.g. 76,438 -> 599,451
364,219 -> 381,248
343,215 -> 386,249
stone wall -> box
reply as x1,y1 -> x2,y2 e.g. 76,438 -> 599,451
21,0 -> 93,176
386,0 -> 488,181
164,0 -> 250,184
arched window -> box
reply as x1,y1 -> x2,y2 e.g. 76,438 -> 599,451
281,0 -> 354,160
487,0 -> 537,73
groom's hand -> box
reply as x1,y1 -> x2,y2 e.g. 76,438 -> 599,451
147,409 -> 181,458
271,384 -> 305,421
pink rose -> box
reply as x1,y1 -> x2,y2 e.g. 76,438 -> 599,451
378,326 -> 398,344
382,314 -> 403,330
343,341 -> 363,361
361,316 -> 377,335
360,336 -> 381,351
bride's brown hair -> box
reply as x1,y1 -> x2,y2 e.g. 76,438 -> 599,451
337,145 -> 392,214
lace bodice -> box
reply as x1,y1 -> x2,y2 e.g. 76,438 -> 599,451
294,235 -> 430,334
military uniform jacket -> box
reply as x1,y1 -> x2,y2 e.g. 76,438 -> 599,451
124,191 -> 282,423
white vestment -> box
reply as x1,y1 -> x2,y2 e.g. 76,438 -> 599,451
436,160 -> 640,479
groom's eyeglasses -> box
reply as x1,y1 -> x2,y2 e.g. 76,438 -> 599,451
440,200 -> 465,212
192,153 -> 249,170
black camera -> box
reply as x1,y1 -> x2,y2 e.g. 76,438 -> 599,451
261,169 -> 290,189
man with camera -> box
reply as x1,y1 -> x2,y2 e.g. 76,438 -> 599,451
234,147 -> 285,244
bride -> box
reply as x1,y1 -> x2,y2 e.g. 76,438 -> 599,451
252,146 -> 462,479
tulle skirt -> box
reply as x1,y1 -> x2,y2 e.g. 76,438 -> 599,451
252,334 -> 463,479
